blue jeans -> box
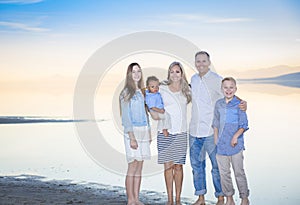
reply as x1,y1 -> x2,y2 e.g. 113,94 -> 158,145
189,134 -> 223,198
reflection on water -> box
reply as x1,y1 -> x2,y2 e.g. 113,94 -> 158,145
1,84 -> 300,205
238,72 -> 300,89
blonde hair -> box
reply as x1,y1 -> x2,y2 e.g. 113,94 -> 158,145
166,61 -> 191,104
222,77 -> 237,85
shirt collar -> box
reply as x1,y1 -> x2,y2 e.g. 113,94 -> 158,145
200,69 -> 212,79
222,95 -> 239,105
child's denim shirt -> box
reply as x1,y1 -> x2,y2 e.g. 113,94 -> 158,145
212,96 -> 249,156
120,90 -> 149,133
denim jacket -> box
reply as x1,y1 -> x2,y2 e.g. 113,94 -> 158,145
120,89 -> 149,133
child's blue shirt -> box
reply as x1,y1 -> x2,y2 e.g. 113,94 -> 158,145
213,96 -> 249,156
145,90 -> 164,110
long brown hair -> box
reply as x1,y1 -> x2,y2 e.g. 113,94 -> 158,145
120,62 -> 145,102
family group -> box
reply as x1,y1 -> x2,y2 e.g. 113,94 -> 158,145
119,51 -> 250,205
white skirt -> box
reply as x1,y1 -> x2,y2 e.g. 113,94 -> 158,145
124,126 -> 151,163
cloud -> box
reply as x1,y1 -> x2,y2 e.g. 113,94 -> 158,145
0,21 -> 49,32
157,14 -> 253,25
205,17 -> 253,23
0,0 -> 43,4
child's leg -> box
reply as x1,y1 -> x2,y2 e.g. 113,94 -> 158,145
231,151 -> 250,204
216,154 -> 235,201
149,111 -> 160,120
158,112 -> 171,137
158,112 -> 171,129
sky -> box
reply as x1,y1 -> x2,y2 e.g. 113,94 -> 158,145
0,0 -> 300,115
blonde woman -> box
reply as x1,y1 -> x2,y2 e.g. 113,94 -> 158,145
157,61 -> 191,205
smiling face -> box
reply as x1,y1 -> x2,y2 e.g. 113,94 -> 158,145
169,64 -> 182,83
148,80 -> 159,93
131,65 -> 142,84
222,79 -> 237,102
195,53 -> 211,77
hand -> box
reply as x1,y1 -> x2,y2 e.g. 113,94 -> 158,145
239,100 -> 247,111
158,108 -> 165,114
231,137 -> 238,147
130,138 -> 138,149
214,138 -> 218,145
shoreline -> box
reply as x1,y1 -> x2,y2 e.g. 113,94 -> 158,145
0,174 -> 215,205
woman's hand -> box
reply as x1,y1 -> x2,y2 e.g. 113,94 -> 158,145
128,132 -> 138,149
130,138 -> 138,149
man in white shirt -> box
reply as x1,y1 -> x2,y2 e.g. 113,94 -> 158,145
189,51 -> 225,205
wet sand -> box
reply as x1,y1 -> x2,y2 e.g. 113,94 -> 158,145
0,175 -> 215,205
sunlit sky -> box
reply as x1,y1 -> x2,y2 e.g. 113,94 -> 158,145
0,0 -> 300,115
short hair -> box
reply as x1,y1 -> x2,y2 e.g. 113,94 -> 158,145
146,76 -> 159,86
195,51 -> 210,60
222,77 -> 237,85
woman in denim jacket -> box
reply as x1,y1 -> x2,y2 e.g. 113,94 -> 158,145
119,62 -> 151,205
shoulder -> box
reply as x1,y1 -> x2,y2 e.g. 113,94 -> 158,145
119,88 -> 128,100
232,96 -> 242,106
216,98 -> 224,105
191,73 -> 198,82
208,70 -> 222,80
159,85 -> 168,92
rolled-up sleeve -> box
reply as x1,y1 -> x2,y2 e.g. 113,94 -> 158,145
120,96 -> 133,133
238,109 -> 249,132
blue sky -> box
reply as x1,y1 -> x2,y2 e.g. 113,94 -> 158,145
0,0 -> 300,76
0,0 -> 299,115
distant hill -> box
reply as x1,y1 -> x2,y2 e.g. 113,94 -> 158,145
238,72 -> 300,88
221,65 -> 300,79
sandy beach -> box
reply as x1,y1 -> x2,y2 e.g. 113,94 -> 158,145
0,175 -> 213,205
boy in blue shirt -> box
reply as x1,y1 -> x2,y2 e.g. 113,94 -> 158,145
145,76 -> 171,137
213,77 -> 250,205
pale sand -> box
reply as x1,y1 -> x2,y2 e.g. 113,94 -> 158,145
0,175 -> 215,205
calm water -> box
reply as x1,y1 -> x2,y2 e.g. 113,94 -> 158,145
1,84 -> 300,205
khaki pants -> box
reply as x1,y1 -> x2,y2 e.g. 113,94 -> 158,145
216,151 -> 250,198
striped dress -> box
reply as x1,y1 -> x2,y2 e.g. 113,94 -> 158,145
157,132 -> 187,164
157,85 -> 188,165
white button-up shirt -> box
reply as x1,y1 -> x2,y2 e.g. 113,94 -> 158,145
189,70 -> 223,138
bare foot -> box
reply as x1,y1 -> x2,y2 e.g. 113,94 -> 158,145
193,196 -> 205,205
163,129 -> 169,137
175,201 -> 182,205
240,198 -> 249,205
135,200 -> 144,205
166,201 -> 174,205
216,196 -> 225,205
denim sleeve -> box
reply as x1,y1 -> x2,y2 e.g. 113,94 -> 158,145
120,97 -> 133,133
238,109 -> 249,132
212,102 -> 220,129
